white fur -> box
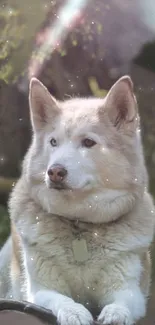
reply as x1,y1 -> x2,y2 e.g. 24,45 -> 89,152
98,304 -> 133,325
113,286 -> 146,321
6,77 -> 155,325
21,223 -> 146,325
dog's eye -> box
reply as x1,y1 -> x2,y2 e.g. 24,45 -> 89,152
50,138 -> 57,147
82,138 -> 96,148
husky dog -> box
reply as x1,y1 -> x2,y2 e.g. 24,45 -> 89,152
3,76 -> 155,325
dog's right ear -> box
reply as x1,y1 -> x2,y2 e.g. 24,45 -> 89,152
29,78 -> 60,131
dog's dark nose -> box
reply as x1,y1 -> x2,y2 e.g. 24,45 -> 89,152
47,164 -> 67,183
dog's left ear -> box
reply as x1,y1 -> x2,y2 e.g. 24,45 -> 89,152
104,76 -> 139,131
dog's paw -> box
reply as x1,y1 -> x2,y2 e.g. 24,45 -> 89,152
57,302 -> 93,325
97,303 -> 133,325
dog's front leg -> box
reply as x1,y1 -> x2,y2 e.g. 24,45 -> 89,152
98,284 -> 146,325
33,289 -> 93,325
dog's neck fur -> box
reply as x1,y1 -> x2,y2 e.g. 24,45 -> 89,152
11,177 -> 154,257
28,178 -> 137,224
9,173 -> 154,263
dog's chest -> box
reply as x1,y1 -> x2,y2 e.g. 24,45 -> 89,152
25,218 -> 125,300
39,219 -> 110,265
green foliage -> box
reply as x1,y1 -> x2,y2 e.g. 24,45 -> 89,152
0,205 -> 10,247
0,0 -> 48,84
88,77 -> 108,97
0,178 -> 14,245
0,6 -> 26,83
0,177 -> 16,194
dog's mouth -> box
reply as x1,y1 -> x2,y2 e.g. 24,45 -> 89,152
49,182 -> 71,191
47,179 -> 93,192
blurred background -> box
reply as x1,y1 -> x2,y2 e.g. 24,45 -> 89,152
0,0 -> 155,323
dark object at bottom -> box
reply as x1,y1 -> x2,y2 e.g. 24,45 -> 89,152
0,300 -> 57,324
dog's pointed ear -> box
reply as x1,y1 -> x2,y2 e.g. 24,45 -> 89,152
29,78 -> 59,131
103,76 -> 138,131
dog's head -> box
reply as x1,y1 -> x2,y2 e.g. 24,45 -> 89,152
24,76 -> 147,223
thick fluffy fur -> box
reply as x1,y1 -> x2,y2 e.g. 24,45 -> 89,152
3,76 -> 155,324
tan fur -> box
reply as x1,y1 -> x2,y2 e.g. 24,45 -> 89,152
11,222 -> 20,277
10,222 -> 23,299
140,251 -> 151,296
1,76 -> 155,325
